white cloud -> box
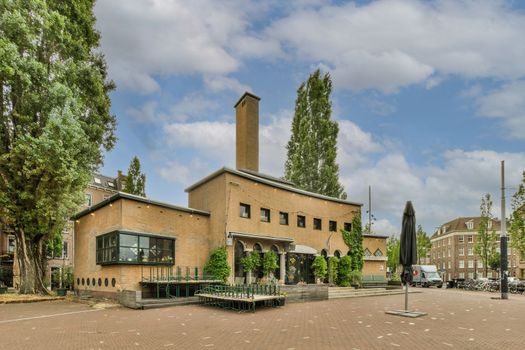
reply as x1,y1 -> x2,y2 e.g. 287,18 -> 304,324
159,161 -> 191,185
204,76 -> 252,95
476,80 -> 525,139
266,0 -> 525,92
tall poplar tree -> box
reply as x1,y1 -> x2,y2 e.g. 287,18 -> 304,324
0,0 -> 116,293
509,172 -> 525,258
474,194 -> 498,277
123,156 -> 146,197
284,69 -> 346,199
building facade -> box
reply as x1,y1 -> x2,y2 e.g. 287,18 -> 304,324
430,217 -> 521,281
72,92 -> 387,299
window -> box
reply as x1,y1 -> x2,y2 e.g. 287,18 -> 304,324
448,249 -> 451,257
448,261 -> 451,269
459,260 -> 464,268
313,218 -> 322,230
468,260 -> 474,268
458,235 -> 464,243
364,248 -> 372,257
467,247 -> 473,256
85,193 -> 92,207
468,272 -> 474,279
374,249 -> 383,257
279,212 -> 289,225
94,177 -> 101,184
107,181 -> 115,188
260,208 -> 270,222
240,203 -> 251,219
459,272 -> 464,279
297,215 -> 306,228
466,221 -> 474,230
458,247 -> 464,256
96,231 -> 174,265
344,222 -> 352,232
448,237 -> 451,245
7,235 -> 15,254
467,235 -> 473,243
329,221 -> 337,232
62,241 -> 68,258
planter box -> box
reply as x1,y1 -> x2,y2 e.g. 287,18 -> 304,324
56,288 -> 67,297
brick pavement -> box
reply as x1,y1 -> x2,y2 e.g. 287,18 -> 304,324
1,288 -> 524,349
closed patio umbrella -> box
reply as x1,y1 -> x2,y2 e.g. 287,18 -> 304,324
400,201 -> 417,285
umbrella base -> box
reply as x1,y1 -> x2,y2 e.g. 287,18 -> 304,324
385,310 -> 427,318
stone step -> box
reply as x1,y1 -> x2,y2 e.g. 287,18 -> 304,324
137,297 -> 200,309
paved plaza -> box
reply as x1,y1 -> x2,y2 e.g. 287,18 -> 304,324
1,288 -> 524,349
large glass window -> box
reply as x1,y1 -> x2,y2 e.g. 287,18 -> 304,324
96,231 -> 174,265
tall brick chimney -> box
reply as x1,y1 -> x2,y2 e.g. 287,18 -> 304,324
234,92 -> 260,172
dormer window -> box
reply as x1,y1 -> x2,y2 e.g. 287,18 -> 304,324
107,181 -> 115,188
466,221 -> 474,230
94,177 -> 101,184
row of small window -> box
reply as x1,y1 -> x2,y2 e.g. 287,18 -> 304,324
76,277 -> 117,288
84,193 -> 111,207
96,231 -> 175,265
239,203 -> 351,232
434,246 -> 509,259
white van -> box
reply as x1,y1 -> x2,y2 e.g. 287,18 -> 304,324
411,265 -> 443,288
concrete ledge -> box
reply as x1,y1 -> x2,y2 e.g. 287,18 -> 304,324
280,284 -> 329,303
117,290 -> 142,309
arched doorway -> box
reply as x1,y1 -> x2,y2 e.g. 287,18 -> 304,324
234,241 -> 245,280
334,250 -> 341,258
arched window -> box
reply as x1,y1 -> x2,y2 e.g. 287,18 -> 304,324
374,248 -> 383,257
334,250 -> 341,258
321,249 -> 328,258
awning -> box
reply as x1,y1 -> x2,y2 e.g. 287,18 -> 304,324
289,244 -> 318,255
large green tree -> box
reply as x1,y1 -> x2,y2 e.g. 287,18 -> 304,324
416,225 -> 431,264
474,194 -> 498,278
509,172 -> 525,259
0,0 -> 116,293
123,156 -> 146,196
284,69 -> 346,199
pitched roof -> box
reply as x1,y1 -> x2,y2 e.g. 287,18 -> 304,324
430,216 -> 505,239
185,167 -> 362,207
90,173 -> 119,192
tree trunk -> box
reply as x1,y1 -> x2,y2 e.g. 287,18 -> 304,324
15,230 -> 49,295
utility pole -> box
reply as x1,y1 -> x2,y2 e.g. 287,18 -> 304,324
368,186 -> 372,233
501,160 -> 508,299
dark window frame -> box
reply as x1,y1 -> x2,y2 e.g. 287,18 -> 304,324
297,215 -> 306,228
240,203 -> 251,219
260,208 -> 271,223
279,212 -> 289,225
96,230 -> 175,266
313,218 -> 322,230
344,222 -> 352,232
329,220 -> 337,232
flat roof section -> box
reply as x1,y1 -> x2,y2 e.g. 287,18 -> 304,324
71,192 -> 210,220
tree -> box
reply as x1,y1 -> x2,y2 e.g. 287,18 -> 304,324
328,256 -> 339,285
342,215 -> 364,272
123,156 -> 146,197
203,247 -> 231,283
509,172 -> 525,259
387,235 -> 400,279
474,194 -> 498,278
416,225 -> 431,264
337,256 -> 352,287
0,1 -> 116,294
488,252 -> 501,276
284,69 -> 346,199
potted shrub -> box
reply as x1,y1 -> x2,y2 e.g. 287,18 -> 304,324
262,250 -> 278,284
312,256 -> 328,284
328,256 -> 339,285
241,252 -> 260,284
54,265 -> 73,296
349,270 -> 363,289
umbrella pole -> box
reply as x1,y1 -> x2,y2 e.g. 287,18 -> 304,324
405,282 -> 409,311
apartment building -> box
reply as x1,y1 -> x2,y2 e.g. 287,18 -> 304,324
430,217 -> 521,281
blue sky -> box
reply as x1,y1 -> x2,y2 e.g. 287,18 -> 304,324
94,0 -> 525,235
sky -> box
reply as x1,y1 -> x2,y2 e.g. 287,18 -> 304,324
93,0 -> 525,236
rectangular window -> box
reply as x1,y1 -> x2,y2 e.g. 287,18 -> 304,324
468,247 -> 473,256
468,260 -> 474,268
448,249 -> 451,257
459,247 -> 464,256
96,231 -> 174,265
468,272 -> 474,279
459,272 -> 464,279
467,235 -> 473,243
260,208 -> 270,222
448,261 -> 451,269
7,235 -> 15,254
279,212 -> 289,225
297,215 -> 306,228
344,222 -> 352,231
85,193 -> 92,207
448,237 -> 451,245
458,235 -> 464,243
313,218 -> 322,230
459,260 -> 464,268
329,221 -> 337,232
478,261 -> 483,269
240,203 -> 251,219
62,241 -> 68,258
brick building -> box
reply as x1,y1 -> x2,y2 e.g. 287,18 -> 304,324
430,217 -> 521,281
72,92 -> 387,300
